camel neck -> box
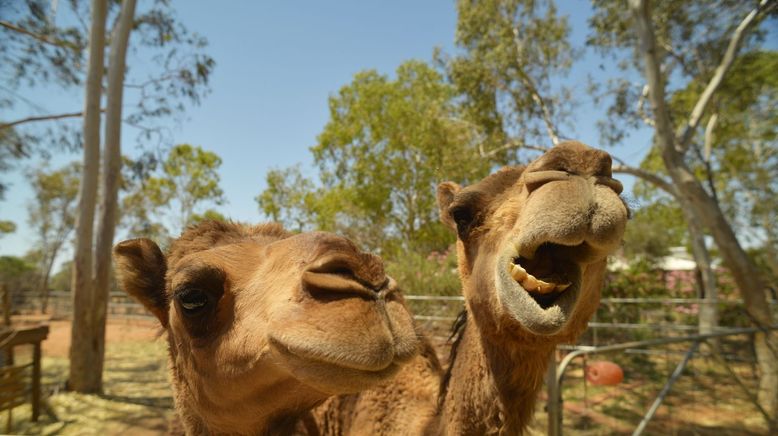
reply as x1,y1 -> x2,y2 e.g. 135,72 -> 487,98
439,315 -> 555,435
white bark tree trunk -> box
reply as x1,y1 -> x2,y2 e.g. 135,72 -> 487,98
69,0 -> 107,393
92,0 -> 138,392
69,0 -> 136,394
682,208 -> 718,335
629,0 -> 778,428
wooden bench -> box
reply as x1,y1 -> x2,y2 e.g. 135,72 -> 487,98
0,325 -> 50,428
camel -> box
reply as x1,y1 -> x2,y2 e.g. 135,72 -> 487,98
313,141 -> 628,435
112,220 -> 421,435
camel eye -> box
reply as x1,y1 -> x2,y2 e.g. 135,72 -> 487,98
177,288 -> 209,314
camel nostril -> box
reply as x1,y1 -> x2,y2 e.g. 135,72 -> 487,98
303,255 -> 383,298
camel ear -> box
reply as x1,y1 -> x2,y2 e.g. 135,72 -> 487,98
113,238 -> 169,328
437,181 -> 461,230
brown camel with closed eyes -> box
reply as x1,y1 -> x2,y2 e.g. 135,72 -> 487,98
313,141 -> 629,435
113,220 -> 420,435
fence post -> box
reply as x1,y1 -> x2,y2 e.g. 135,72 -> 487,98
31,342 -> 41,421
2,284 -> 10,326
547,351 -> 562,436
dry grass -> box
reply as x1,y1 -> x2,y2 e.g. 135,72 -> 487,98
4,321 -> 171,436
2,320 -> 770,435
529,345 -> 770,435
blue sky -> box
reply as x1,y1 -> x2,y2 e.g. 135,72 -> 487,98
1,0 -> 654,261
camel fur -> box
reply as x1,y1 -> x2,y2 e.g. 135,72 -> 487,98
313,141 -> 628,435
113,220 -> 421,435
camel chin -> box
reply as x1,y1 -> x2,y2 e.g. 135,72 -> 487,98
495,240 -> 585,336
269,338 -> 406,395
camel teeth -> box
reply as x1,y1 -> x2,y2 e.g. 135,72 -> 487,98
535,279 -> 556,294
520,274 -> 539,292
511,264 -> 528,281
510,263 -> 569,294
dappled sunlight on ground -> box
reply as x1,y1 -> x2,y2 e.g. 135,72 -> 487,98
2,320 -> 770,435
5,321 -> 171,435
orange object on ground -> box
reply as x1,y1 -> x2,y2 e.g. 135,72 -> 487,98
585,360 -> 624,386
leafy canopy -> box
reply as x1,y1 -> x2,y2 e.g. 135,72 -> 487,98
259,60 -> 491,256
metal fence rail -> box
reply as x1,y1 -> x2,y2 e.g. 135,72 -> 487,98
14,292 -> 774,432
545,326 -> 778,436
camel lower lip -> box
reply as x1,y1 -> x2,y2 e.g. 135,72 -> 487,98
269,336 -> 396,373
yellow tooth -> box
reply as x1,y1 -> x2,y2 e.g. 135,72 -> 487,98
511,264 -> 528,281
536,279 -> 556,294
556,283 -> 571,292
520,274 -> 539,291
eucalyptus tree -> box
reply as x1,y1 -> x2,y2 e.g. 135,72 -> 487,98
259,61 -> 491,256
27,162 -> 80,313
588,0 -> 778,424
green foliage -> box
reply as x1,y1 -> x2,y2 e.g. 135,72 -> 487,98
28,162 -> 81,236
444,0 -> 576,157
122,144 -> 226,240
385,247 -> 460,297
0,220 -> 16,236
386,247 -> 463,327
27,161 -> 80,293
0,0 -> 215,178
0,255 -> 36,292
260,60 -> 491,256
256,165 -> 316,232
604,259 -> 670,300
622,200 -> 686,261
49,260 -> 72,292
189,209 -> 227,226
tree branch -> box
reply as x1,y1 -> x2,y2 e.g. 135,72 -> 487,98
676,0 -> 776,154
612,163 -> 678,199
611,153 -> 679,199
478,139 -> 550,159
512,27 -> 560,146
1,111 -> 85,130
628,0 -> 679,158
703,113 -> 718,163
1,109 -> 107,130
0,20 -> 81,51
636,84 -> 656,127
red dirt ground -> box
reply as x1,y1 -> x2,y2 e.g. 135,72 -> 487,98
12,315 -> 161,358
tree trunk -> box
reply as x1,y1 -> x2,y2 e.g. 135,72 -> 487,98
681,209 -> 718,335
69,0 -> 107,394
39,253 -> 57,314
92,0 -> 138,392
629,0 -> 777,428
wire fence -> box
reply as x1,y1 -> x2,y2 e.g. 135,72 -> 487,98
10,290 -> 777,433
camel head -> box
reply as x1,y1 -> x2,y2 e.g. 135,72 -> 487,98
438,141 -> 628,342
113,221 -> 419,433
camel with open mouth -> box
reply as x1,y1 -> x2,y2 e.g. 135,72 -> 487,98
313,141 -> 629,435
113,220 -> 420,435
